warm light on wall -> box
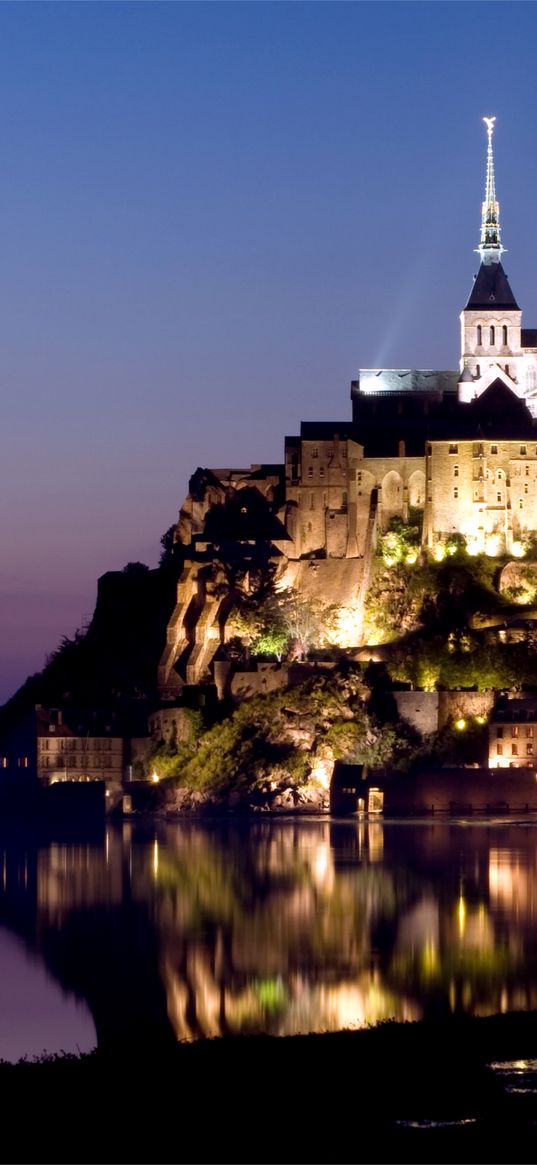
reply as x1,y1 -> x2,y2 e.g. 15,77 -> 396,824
511,541 -> 526,559
455,718 -> 467,731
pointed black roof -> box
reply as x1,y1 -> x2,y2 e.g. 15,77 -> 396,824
465,261 -> 519,311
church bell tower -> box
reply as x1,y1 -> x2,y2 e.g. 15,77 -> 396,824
459,117 -> 524,401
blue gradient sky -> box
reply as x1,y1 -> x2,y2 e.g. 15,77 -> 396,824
2,2 -> 537,700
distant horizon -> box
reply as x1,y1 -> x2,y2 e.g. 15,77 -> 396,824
3,1 -> 537,702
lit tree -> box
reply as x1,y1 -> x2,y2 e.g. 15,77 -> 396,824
275,591 -> 327,661
253,627 -> 288,663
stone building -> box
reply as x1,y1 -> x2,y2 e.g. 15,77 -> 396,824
488,698 -> 537,769
159,119 -> 537,693
0,706 -> 125,787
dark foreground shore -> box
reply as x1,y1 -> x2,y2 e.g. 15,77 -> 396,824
4,1012 -> 537,1164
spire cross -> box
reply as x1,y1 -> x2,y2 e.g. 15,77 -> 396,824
478,115 -> 504,263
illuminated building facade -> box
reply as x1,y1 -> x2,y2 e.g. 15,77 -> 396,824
489,698 -> 537,769
160,119 -> 537,691
0,705 -> 125,787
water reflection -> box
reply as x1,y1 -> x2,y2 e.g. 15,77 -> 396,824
4,820 -> 537,1050
0,929 -> 95,1062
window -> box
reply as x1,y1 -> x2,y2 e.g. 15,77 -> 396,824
525,484 -> 529,495
476,364 -> 481,376
527,725 -> 534,738
307,466 -> 313,478
454,465 -> 459,477
491,444 -> 498,454
310,493 -> 315,510
342,492 -> 347,508
449,444 -> 458,454
477,324 -> 482,345
0,758 -> 7,769
497,744 -> 503,756
528,743 -> 534,756
357,472 -> 362,484
527,465 -> 530,476
503,325 -> 508,345
454,487 -> 458,499
497,492 -> 502,503
520,500 -> 524,510
512,725 -> 519,738
521,445 -> 527,456
313,447 -> 319,459
319,466 -> 325,478
512,743 -> 518,756
497,727 -> 504,738
490,325 -> 495,345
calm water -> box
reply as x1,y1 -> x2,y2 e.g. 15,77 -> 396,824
2,817 -> 537,1058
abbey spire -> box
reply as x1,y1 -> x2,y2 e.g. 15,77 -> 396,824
478,116 -> 504,264
458,117 -> 525,399
463,117 -> 519,318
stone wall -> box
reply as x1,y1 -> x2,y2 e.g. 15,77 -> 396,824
390,689 -> 495,737
230,665 -> 290,701
148,707 -> 199,745
380,767 -> 537,813
438,689 -> 495,728
394,691 -> 439,736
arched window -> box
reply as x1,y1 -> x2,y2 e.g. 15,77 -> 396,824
526,365 -> 537,393
476,325 -> 482,346
490,325 -> 496,345
503,325 -> 508,346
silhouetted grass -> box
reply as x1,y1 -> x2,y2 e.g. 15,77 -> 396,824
2,1012 -> 537,1162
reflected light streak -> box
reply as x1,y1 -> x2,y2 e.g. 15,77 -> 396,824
458,894 -> 467,937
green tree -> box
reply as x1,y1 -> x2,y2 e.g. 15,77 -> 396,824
253,627 -> 288,662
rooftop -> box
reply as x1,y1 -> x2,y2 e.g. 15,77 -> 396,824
357,370 -> 459,396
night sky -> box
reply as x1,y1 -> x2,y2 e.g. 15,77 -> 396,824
3,1 -> 537,701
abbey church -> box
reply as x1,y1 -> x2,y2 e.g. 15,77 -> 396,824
159,119 -> 537,695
